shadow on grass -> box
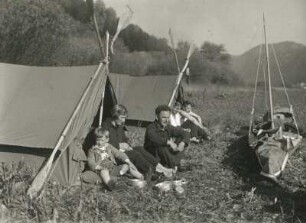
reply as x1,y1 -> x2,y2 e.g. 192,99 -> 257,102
222,135 -> 261,184
222,134 -> 306,222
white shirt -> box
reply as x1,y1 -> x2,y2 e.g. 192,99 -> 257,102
170,113 -> 183,127
95,145 -> 110,161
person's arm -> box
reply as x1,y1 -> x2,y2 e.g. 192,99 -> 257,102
145,125 -> 168,147
169,125 -> 190,148
179,110 -> 211,136
87,148 -> 100,171
179,110 -> 201,128
108,144 -> 129,162
123,125 -> 130,143
192,112 -> 202,125
118,126 -> 133,151
119,142 -> 133,151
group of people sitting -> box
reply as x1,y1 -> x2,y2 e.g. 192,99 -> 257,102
83,102 -> 210,190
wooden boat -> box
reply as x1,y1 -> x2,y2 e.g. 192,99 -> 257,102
248,15 -> 303,181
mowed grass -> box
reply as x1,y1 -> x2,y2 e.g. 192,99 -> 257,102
1,86 -> 306,223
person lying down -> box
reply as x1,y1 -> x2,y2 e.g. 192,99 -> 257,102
87,127 -> 143,190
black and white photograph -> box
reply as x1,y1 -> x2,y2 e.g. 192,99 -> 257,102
0,0 -> 305,222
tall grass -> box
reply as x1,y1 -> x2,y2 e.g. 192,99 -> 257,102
0,87 -> 305,222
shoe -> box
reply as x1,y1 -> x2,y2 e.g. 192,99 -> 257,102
106,179 -> 117,191
190,137 -> 200,143
163,170 -> 173,178
145,167 -> 153,182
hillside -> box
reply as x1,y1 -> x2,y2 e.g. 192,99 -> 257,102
230,41 -> 306,86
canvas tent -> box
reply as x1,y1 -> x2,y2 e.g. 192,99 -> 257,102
108,73 -> 184,123
0,62 -> 116,185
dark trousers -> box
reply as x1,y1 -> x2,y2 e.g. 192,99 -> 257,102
146,146 -> 184,168
182,120 -> 208,139
125,147 -> 158,174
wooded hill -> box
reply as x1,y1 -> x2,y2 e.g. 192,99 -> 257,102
0,0 -> 249,85
230,41 -> 306,87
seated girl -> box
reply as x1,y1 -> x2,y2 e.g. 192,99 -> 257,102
87,127 -> 144,190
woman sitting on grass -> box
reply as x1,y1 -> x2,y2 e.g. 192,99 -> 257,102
87,127 -> 144,190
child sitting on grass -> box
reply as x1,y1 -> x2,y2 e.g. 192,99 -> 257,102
87,127 -> 144,190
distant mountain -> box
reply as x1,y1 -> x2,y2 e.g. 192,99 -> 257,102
230,41 -> 306,86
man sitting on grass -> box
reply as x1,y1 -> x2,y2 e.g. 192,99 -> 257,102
87,127 -> 143,190
181,100 -> 211,143
144,105 -> 190,169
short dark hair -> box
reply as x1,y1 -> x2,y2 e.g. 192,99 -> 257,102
111,104 -> 128,119
174,101 -> 182,107
155,105 -> 171,115
94,127 -> 109,139
182,100 -> 193,108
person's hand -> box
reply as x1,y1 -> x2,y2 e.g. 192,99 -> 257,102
119,142 -> 132,152
95,164 -> 102,170
125,159 -> 136,169
167,138 -> 177,151
127,146 -> 133,151
177,142 -> 185,152
127,161 -> 137,171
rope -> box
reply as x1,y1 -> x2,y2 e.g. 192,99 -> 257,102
271,44 -> 291,106
271,44 -> 300,134
263,64 -> 269,111
249,42 -> 263,137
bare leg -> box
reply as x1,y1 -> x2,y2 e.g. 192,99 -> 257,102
119,164 -> 129,176
99,169 -> 110,184
99,169 -> 116,190
128,165 -> 144,180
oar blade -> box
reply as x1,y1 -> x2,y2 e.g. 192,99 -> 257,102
27,159 -> 53,198
86,0 -> 94,16
110,5 -> 133,54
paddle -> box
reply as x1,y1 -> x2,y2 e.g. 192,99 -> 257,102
87,0 -> 105,59
110,5 -> 133,55
168,28 -> 181,75
168,42 -> 195,106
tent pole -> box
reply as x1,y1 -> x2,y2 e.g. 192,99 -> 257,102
168,44 -> 194,106
263,14 -> 274,128
99,32 -> 110,127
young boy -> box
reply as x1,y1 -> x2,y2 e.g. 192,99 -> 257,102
181,101 -> 211,142
87,127 -> 144,190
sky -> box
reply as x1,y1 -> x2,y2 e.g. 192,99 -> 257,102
102,0 -> 306,55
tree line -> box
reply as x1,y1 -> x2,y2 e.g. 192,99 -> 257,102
0,0 -> 242,85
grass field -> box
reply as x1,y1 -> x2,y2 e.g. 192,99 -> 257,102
1,86 -> 306,223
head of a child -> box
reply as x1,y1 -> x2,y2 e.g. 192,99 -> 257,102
173,101 -> 181,114
94,128 -> 110,147
111,104 -> 128,126
182,101 -> 193,113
